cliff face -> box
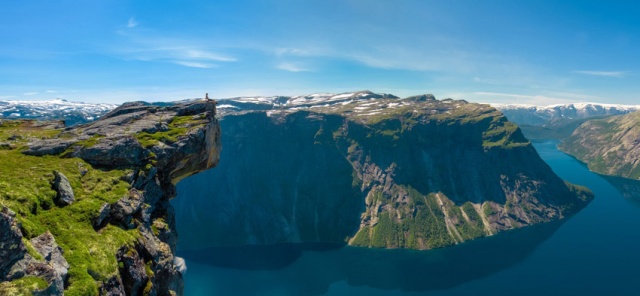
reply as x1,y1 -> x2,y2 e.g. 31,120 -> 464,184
560,111 -> 640,180
0,100 -> 220,295
174,94 -> 592,250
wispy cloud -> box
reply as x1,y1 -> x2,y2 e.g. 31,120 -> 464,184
573,70 -> 628,77
46,90 -> 57,93
127,17 -> 138,28
172,61 -> 216,68
277,62 -> 311,72
0,95 -> 15,100
112,31 -> 236,68
119,46 -> 236,68
23,92 -> 38,96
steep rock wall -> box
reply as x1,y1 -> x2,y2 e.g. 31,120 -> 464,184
174,98 -> 592,250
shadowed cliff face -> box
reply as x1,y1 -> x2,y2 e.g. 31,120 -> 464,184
0,100 -> 220,295
174,96 -> 592,250
175,112 -> 363,246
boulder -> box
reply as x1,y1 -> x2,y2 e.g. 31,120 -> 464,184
22,139 -> 74,156
30,231 -> 69,294
0,207 -> 26,278
93,203 -> 111,230
51,171 -> 75,206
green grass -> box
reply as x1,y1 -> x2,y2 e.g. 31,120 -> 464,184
0,276 -> 49,295
482,118 -> 529,148
74,134 -> 105,148
134,115 -> 203,148
0,120 -> 140,295
350,187 -> 457,249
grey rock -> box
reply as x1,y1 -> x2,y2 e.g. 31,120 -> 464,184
405,94 -> 436,101
93,203 -> 111,230
30,231 -> 69,294
110,189 -> 144,229
0,207 -> 26,278
99,275 -> 126,296
23,139 -> 74,156
23,262 -> 62,295
7,134 -> 22,141
52,171 -> 75,206
117,246 -> 149,296
72,136 -> 149,168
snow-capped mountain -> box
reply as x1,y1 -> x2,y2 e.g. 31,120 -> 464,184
492,102 -> 640,126
0,98 -> 117,125
216,90 -> 400,115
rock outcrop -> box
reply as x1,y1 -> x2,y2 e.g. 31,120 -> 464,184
0,207 -> 26,279
52,171 -> 75,206
0,99 -> 220,295
174,94 -> 593,250
560,111 -> 640,179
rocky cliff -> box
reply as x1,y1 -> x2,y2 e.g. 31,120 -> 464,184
174,92 -> 592,250
559,111 -> 640,179
0,100 -> 220,295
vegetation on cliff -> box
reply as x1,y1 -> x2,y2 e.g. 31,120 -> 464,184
0,100 -> 220,295
173,94 -> 593,250
559,111 -> 640,179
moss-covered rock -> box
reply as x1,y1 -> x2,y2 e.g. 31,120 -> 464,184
0,99 -> 220,295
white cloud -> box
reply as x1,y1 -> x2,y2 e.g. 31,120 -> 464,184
172,61 -> 216,68
119,46 -> 236,63
112,31 -> 237,68
46,90 -> 57,93
277,62 -> 311,72
179,49 -> 236,62
127,17 -> 138,28
573,70 -> 628,77
472,91 -> 577,105
0,95 -> 15,100
23,92 -> 38,96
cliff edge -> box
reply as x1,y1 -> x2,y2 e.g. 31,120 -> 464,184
0,99 -> 220,295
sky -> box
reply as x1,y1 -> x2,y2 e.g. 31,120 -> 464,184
1,0 -> 640,105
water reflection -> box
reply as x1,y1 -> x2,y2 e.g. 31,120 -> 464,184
600,175 -> 640,206
179,220 -> 563,295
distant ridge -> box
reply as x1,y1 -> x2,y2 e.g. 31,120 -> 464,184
0,98 -> 117,126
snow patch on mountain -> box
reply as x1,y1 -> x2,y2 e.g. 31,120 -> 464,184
0,98 -> 118,125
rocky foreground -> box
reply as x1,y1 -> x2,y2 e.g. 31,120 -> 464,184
560,111 -> 640,180
0,100 -> 219,295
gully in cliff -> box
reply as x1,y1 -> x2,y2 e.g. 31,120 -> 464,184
0,99 -> 220,295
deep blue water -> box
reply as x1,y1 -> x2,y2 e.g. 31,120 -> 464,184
175,140 -> 640,295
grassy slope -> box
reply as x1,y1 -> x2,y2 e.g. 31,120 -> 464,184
0,114 -> 211,294
0,120 -> 140,295
561,112 -> 640,179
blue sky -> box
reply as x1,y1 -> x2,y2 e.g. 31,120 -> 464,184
1,0 -> 639,105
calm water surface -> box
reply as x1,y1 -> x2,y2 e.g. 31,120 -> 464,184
175,140 -> 640,295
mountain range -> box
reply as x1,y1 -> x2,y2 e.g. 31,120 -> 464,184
0,99 -> 117,126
